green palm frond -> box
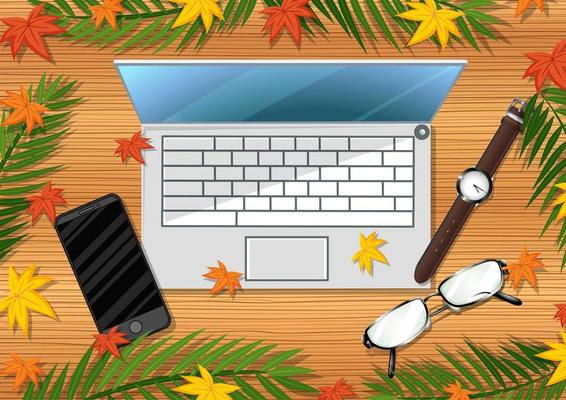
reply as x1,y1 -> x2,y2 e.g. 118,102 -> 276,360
365,339 -> 564,399
23,331 -> 317,399
0,74 -> 80,263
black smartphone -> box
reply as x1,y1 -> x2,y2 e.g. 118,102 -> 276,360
55,194 -> 170,339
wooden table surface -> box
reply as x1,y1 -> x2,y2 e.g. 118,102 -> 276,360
1,0 -> 566,398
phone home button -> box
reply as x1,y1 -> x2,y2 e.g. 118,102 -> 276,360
129,320 -> 142,334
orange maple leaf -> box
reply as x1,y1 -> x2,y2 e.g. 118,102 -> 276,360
0,353 -> 44,391
444,381 -> 472,400
1,87 -> 47,134
27,182 -> 67,224
93,326 -> 131,358
261,0 -> 315,45
318,378 -> 355,400
505,248 -> 545,290
523,39 -> 566,92
115,131 -> 153,164
90,0 -> 126,30
203,260 -> 243,296
0,4 -> 65,61
555,304 -> 566,326
515,0 -> 544,17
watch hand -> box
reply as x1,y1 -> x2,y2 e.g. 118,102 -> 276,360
473,184 -> 485,193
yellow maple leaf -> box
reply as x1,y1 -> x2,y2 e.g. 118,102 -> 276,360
553,183 -> 566,221
0,265 -> 57,336
398,0 -> 463,49
352,231 -> 389,275
537,331 -> 566,386
444,381 -> 472,400
174,364 -> 239,399
1,87 -> 47,134
171,0 -> 224,32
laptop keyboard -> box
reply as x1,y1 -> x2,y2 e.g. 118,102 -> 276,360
161,136 -> 414,227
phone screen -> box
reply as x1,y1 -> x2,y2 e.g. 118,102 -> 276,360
56,198 -> 164,331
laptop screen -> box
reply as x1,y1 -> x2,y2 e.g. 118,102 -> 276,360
115,61 -> 465,124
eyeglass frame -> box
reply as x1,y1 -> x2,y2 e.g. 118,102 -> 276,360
361,259 -> 522,378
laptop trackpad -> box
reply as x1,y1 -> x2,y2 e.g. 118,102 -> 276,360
245,237 -> 328,281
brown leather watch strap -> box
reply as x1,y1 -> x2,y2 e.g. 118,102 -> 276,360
414,197 -> 474,283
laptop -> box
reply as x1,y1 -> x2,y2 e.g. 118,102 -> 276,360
115,60 -> 466,289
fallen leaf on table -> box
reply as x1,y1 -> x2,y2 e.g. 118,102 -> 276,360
174,364 -> 239,399
115,131 -> 153,164
93,326 -> 130,359
0,265 -> 56,336
555,304 -> 566,326
398,0 -> 463,49
1,87 -> 47,134
515,0 -> 545,18
352,231 -> 388,275
261,0 -> 315,45
27,182 -> 67,224
0,4 -> 65,61
171,0 -> 224,32
318,378 -> 355,400
90,0 -> 126,30
505,248 -> 544,290
537,331 -> 566,386
0,353 -> 44,391
203,260 -> 243,296
552,183 -> 566,220
444,380 -> 472,400
523,39 -> 566,92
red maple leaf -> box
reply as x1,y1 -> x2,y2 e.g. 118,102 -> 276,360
0,4 -> 65,61
115,131 -> 153,164
92,326 -> 130,359
555,304 -> 566,326
523,39 -> 566,92
261,0 -> 315,45
202,260 -> 243,296
27,182 -> 67,224
318,378 -> 356,400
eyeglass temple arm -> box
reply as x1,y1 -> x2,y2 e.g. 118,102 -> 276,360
494,291 -> 522,306
388,348 -> 396,378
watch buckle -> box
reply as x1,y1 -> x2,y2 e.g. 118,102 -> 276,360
506,98 -> 526,124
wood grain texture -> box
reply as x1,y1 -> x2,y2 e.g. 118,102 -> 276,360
0,0 -> 565,398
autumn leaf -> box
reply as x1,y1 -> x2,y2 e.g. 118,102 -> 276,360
444,381 -> 472,400
93,326 -> 130,359
90,0 -> 126,30
318,378 -> 355,400
27,182 -> 67,224
203,260 -> 243,296
115,131 -> 154,164
171,0 -> 224,32
555,304 -> 566,326
515,0 -> 544,18
0,265 -> 57,336
0,354 -> 44,391
261,0 -> 315,45
537,331 -> 566,386
398,0 -> 463,49
523,39 -> 566,92
174,364 -> 239,399
505,248 -> 544,290
0,4 -> 65,61
1,87 -> 47,134
352,231 -> 388,275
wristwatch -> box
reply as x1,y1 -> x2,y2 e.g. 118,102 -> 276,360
414,98 -> 527,283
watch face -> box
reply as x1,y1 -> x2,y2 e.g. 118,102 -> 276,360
457,168 -> 493,203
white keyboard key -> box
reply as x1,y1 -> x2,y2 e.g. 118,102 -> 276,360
396,197 -> 413,211
285,182 -> 307,196
395,167 -> 413,181
204,182 -> 232,196
309,152 -> 336,166
237,211 -> 412,226
351,197 -> 394,211
395,137 -> 413,150
271,167 -> 295,181
164,167 -> 214,180
216,167 -> 243,180
339,182 -> 382,196
163,197 -> 214,210
338,152 -> 381,166
164,137 -> 213,150
164,211 -> 235,226
245,197 -> 270,210
350,167 -> 394,181
383,152 -> 413,166
233,151 -> 258,166
245,137 -> 269,150
296,137 -> 319,150
259,151 -> 283,165
297,197 -> 320,210
271,137 -> 295,150
321,137 -> 348,150
260,182 -> 283,196
164,182 -> 202,196
321,167 -> 348,181
216,197 -> 244,210
245,167 -> 269,180
272,197 -> 295,210
285,152 -> 307,166
204,151 -> 231,165
384,182 -> 413,196
215,137 -> 243,150
163,151 -> 202,166
233,182 -> 258,196
321,197 -> 349,210
296,167 -> 319,181
310,182 -> 337,196
350,137 -> 393,151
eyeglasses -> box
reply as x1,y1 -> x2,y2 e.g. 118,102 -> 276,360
361,259 -> 522,378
